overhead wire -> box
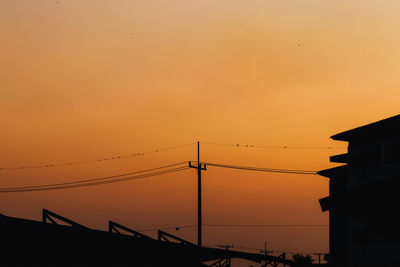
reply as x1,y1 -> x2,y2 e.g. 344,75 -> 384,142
136,225 -> 329,256
201,141 -> 345,150
3,161 -> 188,190
202,223 -> 327,227
137,223 -> 328,232
0,160 -> 324,193
0,141 -> 345,171
0,162 -> 190,193
139,224 -> 197,232
0,167 -> 189,193
199,162 -> 318,175
0,142 -> 195,171
230,245 -> 327,256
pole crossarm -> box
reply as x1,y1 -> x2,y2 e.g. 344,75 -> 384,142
188,161 -> 207,170
108,221 -> 153,240
42,209 -> 88,229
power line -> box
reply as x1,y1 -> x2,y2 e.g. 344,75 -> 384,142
231,245 -> 327,256
139,224 -> 197,232
0,163 -> 190,193
0,161 -> 322,193
1,162 -> 188,190
201,141 -> 346,150
203,224 -> 327,227
137,223 -> 328,232
0,141 -> 346,171
0,143 -> 195,171
0,167 -> 189,193
200,162 -> 317,175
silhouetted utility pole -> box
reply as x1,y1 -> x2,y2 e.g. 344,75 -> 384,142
198,141 -> 202,247
260,242 -> 274,267
314,253 -> 324,264
219,245 -> 234,250
219,245 -> 234,267
189,141 -> 206,247
262,241 -> 274,255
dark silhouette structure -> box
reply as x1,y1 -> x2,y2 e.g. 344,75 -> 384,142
318,115 -> 400,266
0,209 -> 294,267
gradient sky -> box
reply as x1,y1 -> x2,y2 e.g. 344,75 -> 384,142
1,0 -> 400,262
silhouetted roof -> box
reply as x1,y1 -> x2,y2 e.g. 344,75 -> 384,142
317,165 -> 347,178
330,153 -> 348,163
331,114 -> 400,141
0,212 -> 293,266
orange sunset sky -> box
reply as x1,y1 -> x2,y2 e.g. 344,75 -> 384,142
1,0 -> 400,261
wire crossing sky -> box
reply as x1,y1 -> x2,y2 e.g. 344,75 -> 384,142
203,162 -> 317,175
0,162 -> 190,193
201,142 -> 346,150
0,161 -> 321,193
0,143 -> 195,170
0,141 -> 343,170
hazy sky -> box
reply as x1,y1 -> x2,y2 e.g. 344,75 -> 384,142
1,0 -> 399,261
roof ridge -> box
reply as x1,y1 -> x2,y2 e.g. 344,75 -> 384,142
331,114 -> 400,141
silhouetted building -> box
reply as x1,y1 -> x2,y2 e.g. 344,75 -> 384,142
318,115 -> 400,266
